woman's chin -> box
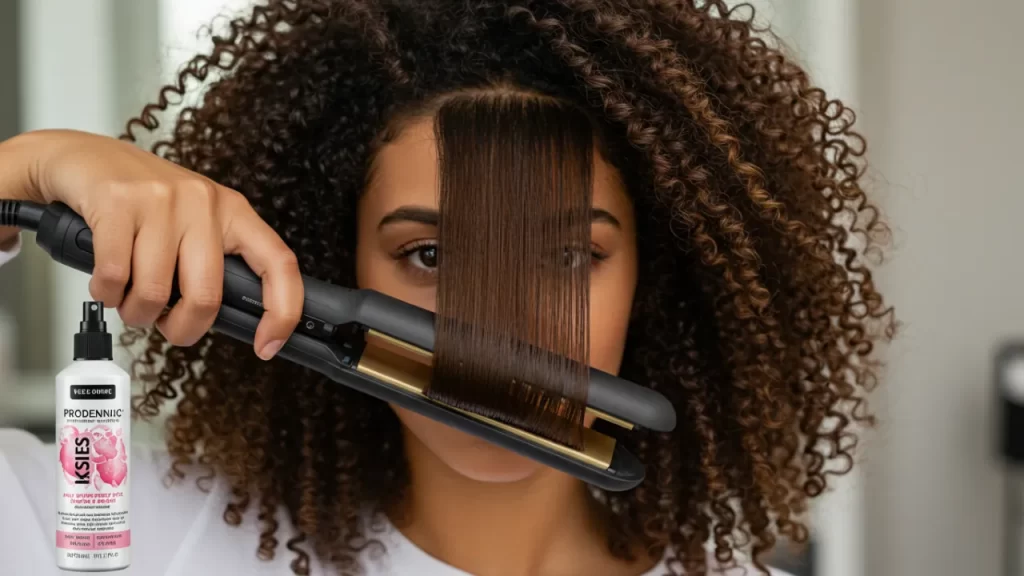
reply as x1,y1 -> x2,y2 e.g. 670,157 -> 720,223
394,405 -> 545,484
441,439 -> 543,483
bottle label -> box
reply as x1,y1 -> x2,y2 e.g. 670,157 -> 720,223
69,384 -> 117,401
56,423 -> 130,551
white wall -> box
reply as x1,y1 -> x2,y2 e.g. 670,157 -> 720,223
858,1 -> 1024,575
158,0 -> 254,118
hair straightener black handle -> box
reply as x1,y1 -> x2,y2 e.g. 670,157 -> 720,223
9,200 -> 676,432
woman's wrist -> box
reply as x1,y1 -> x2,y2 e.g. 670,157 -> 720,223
0,129 -> 77,204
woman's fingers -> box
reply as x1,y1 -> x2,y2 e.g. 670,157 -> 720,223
87,212 -> 136,310
118,214 -> 178,327
156,223 -> 224,346
221,193 -> 303,360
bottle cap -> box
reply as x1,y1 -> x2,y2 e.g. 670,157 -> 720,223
74,301 -> 113,361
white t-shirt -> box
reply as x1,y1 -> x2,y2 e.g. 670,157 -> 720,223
0,235 -> 795,576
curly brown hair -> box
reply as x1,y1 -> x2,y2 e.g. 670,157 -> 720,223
120,1 -> 896,574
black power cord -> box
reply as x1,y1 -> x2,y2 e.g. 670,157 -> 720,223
0,199 -> 44,230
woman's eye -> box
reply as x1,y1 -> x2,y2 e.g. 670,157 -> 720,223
561,248 -> 588,269
557,247 -> 606,269
395,242 -> 606,277
407,245 -> 438,270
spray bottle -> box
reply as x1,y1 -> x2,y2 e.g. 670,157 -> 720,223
55,301 -> 131,572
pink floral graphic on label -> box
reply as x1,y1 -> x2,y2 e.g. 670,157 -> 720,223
59,425 -> 127,489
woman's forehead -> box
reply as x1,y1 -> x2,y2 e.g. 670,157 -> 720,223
368,119 -> 441,209
364,116 -> 630,216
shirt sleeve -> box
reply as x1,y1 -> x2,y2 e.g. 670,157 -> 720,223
0,233 -> 22,268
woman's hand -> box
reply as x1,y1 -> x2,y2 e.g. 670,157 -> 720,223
0,129 -> 303,360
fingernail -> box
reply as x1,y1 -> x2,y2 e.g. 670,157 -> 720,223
258,340 -> 284,360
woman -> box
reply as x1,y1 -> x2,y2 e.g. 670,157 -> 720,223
0,1 -> 894,574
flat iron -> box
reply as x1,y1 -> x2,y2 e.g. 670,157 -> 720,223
1,200 -> 677,491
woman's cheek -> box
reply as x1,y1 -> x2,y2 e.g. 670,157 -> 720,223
587,271 -> 635,377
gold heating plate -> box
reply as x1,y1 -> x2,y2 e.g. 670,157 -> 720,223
354,329 -> 628,469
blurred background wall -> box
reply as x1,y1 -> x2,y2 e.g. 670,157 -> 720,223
1,1 -> 1021,575
857,1 -> 1024,576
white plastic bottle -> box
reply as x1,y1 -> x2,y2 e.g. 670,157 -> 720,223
55,301 -> 131,572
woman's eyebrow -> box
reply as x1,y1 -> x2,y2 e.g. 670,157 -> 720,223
377,206 -> 621,230
378,206 -> 439,229
592,208 -> 621,229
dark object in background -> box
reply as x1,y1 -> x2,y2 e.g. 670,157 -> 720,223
996,342 -> 1024,576
998,343 -> 1024,464
764,538 -> 815,576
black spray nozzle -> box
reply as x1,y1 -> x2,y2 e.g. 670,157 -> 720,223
74,301 -> 112,361
80,301 -> 107,333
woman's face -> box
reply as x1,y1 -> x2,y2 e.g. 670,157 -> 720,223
356,116 -> 638,483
